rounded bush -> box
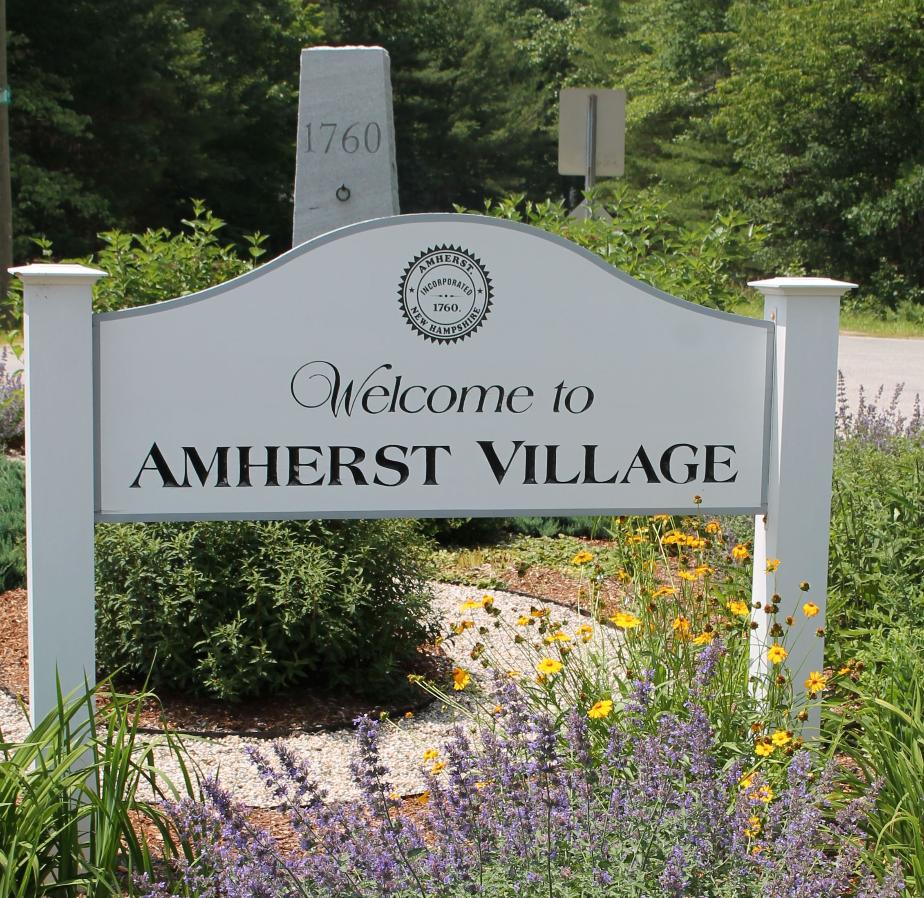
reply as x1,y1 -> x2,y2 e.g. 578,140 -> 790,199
95,519 -> 436,701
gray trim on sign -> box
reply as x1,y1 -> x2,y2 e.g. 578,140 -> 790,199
91,212 -> 776,519
93,213 -> 775,331
96,504 -> 767,523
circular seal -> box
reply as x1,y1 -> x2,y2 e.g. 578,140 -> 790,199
399,245 -> 493,344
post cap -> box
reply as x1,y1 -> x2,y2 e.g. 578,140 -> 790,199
748,276 -> 857,296
9,263 -> 107,286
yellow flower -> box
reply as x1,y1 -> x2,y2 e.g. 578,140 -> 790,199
652,514 -> 671,522
459,599 -> 484,612
672,615 -> 691,637
536,658 -> 564,676
765,558 -> 781,573
492,704 -> 503,715
805,671 -> 827,695
481,594 -> 494,608
756,784 -> 774,803
530,607 -> 550,618
474,781 -> 489,791
705,520 -> 721,534
571,550 -> 594,565
417,790 -> 430,805
687,537 -> 707,550
588,699 -> 614,719
430,761 -> 445,774
755,740 -> 775,757
452,667 -> 471,691
728,600 -> 750,618
577,624 -> 593,642
653,586 -> 678,598
731,544 -> 750,561
454,620 -> 474,634
767,644 -> 788,664
695,565 -> 714,577
544,631 -> 572,644
745,815 -> 761,838
609,612 -> 642,630
802,602 -> 820,618
404,711 -> 414,719
517,616 -> 530,626
506,669 -> 521,678
626,535 -> 646,544
423,749 -> 439,761
770,729 -> 791,747
663,529 -> 684,545
693,631 -> 714,645
678,570 -> 697,582
739,773 -> 754,790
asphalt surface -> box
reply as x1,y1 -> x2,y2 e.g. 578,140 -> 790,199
837,334 -> 924,420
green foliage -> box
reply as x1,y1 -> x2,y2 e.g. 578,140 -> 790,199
95,519 -> 437,701
0,681 -> 190,898
10,0 -> 324,259
88,200 -> 267,313
827,438 -> 924,670
509,515 -> 609,538
321,0 -> 579,212
832,640 -> 924,895
0,458 -> 25,592
470,186 -> 767,310
716,0 -> 924,306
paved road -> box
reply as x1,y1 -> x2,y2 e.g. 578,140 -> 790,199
837,335 -> 924,420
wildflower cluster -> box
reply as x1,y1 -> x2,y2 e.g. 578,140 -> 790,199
145,676 -> 904,898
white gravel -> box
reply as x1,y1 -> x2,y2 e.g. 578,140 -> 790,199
0,582 -> 617,807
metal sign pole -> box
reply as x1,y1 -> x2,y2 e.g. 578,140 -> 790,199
585,93 -> 597,193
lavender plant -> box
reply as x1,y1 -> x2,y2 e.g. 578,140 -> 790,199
836,372 -> 923,448
144,667 -> 904,898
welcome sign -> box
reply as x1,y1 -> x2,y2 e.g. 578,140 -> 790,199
93,215 -> 774,521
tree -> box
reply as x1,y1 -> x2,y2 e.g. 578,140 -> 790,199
322,0 -> 585,212
716,0 -> 924,305
9,0 -> 324,258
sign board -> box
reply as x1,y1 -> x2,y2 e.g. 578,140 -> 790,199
292,47 -> 400,245
94,215 -> 773,521
558,88 -> 625,177
15,215 -> 855,734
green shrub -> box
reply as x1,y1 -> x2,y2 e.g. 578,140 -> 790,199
0,456 -> 25,591
827,437 -> 924,670
95,519 -> 436,701
417,516 -> 510,546
465,186 -> 768,312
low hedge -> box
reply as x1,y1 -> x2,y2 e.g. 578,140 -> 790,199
95,518 -> 436,701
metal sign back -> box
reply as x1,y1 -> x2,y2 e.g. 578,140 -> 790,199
558,88 -> 625,177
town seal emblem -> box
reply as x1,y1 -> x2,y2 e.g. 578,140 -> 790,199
399,245 -> 493,344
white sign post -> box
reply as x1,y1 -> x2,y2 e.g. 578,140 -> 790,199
748,277 -> 855,734
12,218 -> 851,728
12,263 -> 105,725
292,46 -> 400,245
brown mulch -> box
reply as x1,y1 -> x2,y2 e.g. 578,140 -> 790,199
0,551 -> 619,738
0,588 -> 445,736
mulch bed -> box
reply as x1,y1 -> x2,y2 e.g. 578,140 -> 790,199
0,558 -> 614,738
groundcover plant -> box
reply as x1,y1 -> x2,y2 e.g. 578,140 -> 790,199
139,663 -> 903,898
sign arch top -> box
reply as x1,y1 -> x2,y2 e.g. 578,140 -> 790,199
94,213 -> 774,522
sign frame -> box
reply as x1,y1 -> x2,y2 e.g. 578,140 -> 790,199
13,216 -> 855,735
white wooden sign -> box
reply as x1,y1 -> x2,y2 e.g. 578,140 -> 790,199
94,215 -> 772,520
13,215 -> 855,734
